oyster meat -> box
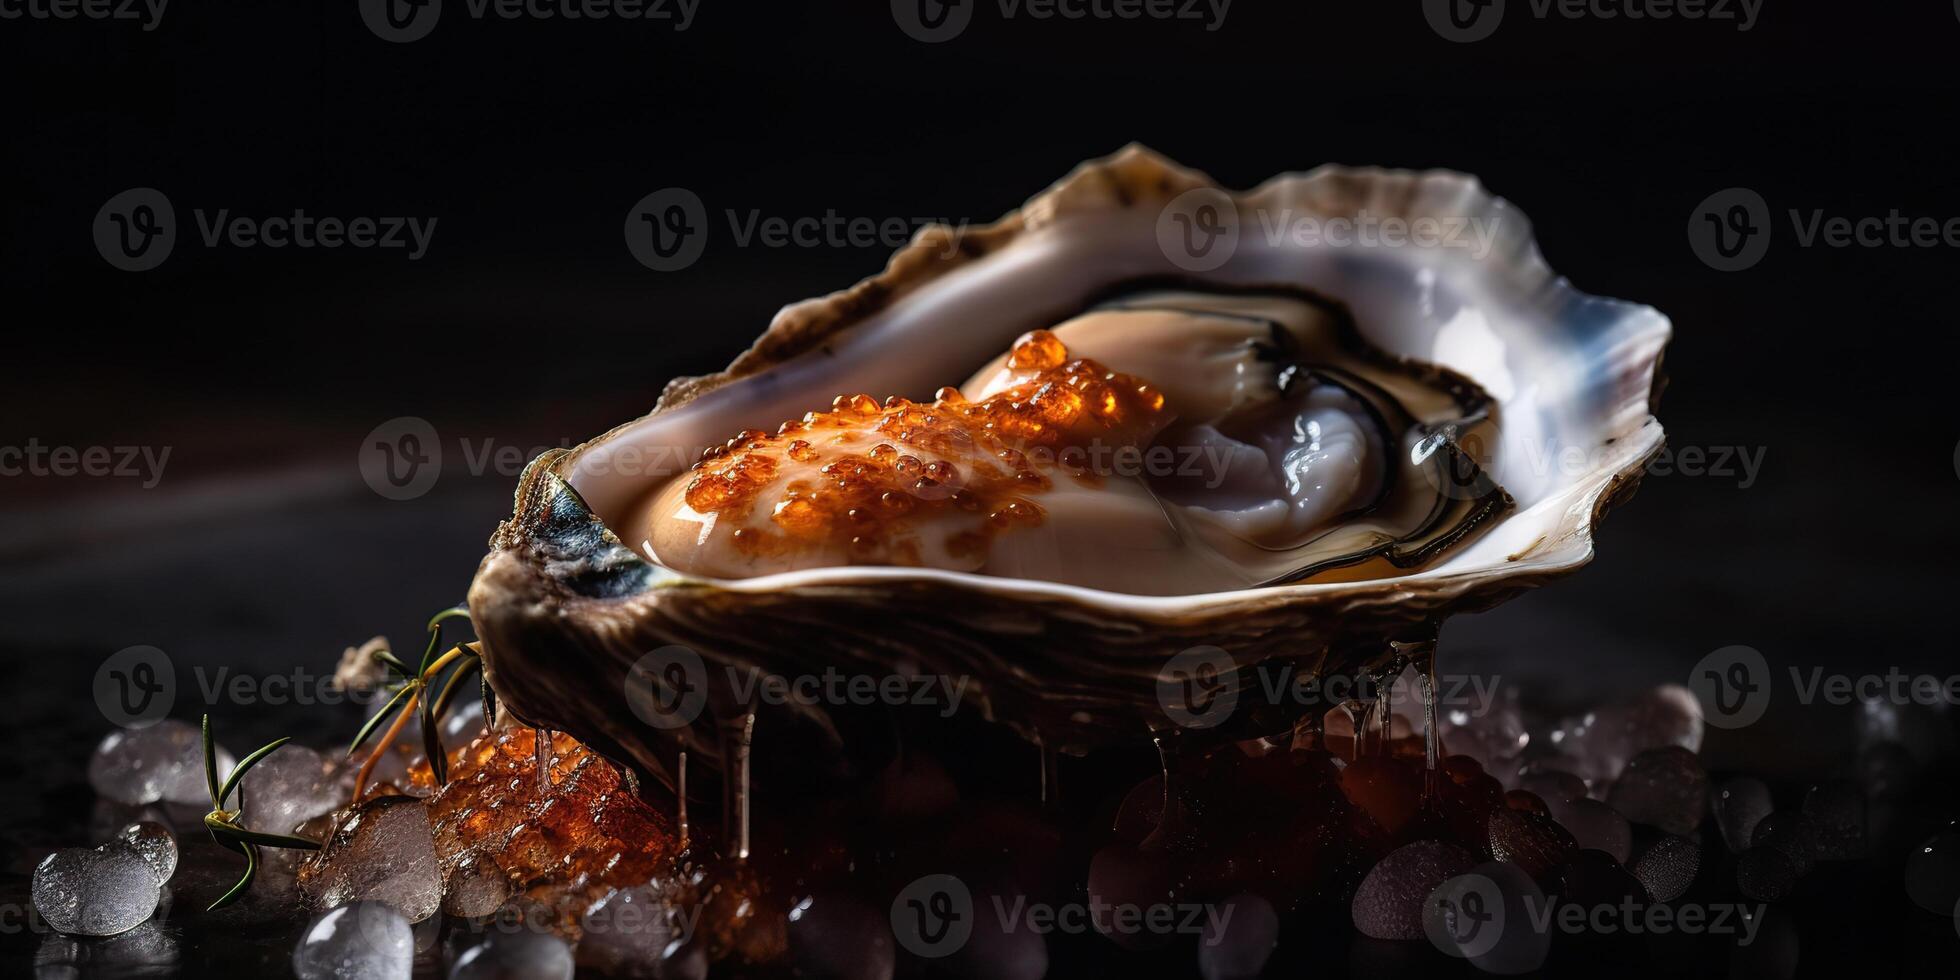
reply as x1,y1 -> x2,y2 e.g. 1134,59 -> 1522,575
634,288 -> 1509,595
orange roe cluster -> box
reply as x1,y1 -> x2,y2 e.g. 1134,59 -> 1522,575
426,724 -> 678,930
681,329 -> 1167,564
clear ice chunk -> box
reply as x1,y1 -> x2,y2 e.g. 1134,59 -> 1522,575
87,719 -> 235,806
450,930 -> 575,980
1545,684 -> 1702,791
31,843 -> 163,936
299,796 -> 442,923
116,820 -> 177,886
1351,840 -> 1474,940
242,743 -> 343,834
292,902 -> 415,980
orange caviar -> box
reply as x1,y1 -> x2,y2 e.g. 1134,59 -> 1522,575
680,329 -> 1167,565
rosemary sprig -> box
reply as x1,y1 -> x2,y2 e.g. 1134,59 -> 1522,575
200,714 -> 321,911
346,606 -> 487,800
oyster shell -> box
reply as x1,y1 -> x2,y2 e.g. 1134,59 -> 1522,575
466,146 -> 1668,790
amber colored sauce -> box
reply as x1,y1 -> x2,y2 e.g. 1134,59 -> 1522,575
679,329 -> 1167,566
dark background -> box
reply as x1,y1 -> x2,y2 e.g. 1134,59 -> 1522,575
2,0 -> 1957,974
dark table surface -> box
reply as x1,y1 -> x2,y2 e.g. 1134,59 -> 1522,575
5,2 -> 1960,975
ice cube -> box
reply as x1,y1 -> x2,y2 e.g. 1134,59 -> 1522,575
242,743 -> 343,834
1735,846 -> 1798,901
31,844 -> 163,936
1800,779 -> 1866,861
87,719 -> 235,806
1750,811 -> 1818,877
1486,807 -> 1576,881
1423,862 -> 1549,974
1626,834 -> 1700,902
450,930 -> 574,980
441,851 -> 513,919
115,820 -> 177,886
579,883 -> 691,977
292,901 -> 414,980
1604,746 -> 1707,837
1546,685 -> 1703,791
298,796 -> 441,923
1711,775 -> 1773,853
1351,840 -> 1475,940
787,893 -> 895,980
1198,892 -> 1277,980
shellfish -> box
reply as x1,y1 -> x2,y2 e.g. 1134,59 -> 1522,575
465,146 -> 1668,798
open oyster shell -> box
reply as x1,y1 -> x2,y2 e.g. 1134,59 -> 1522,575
466,146 -> 1669,791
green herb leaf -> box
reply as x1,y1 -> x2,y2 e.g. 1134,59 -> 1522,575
348,683 -> 417,758
426,606 -> 471,632
206,841 -> 259,912
201,715 -> 221,811
372,648 -> 411,677
220,827 -> 324,851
